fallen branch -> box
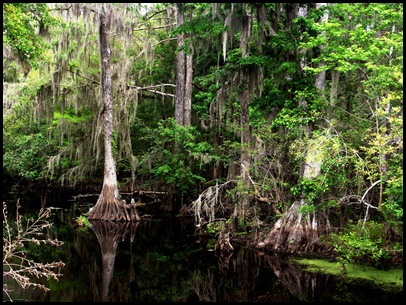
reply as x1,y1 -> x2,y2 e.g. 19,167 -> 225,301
73,193 -> 99,201
122,190 -> 168,196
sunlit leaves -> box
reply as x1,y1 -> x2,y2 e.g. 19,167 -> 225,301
3,3 -> 58,71
301,3 -> 402,77
172,14 -> 225,38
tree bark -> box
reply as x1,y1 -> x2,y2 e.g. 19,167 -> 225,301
328,69 -> 340,120
175,3 -> 185,125
236,72 -> 251,227
257,4 -> 332,253
175,4 -> 193,127
184,47 -> 193,126
314,4 -> 329,96
259,199 -> 331,253
231,12 -> 252,229
89,5 -> 140,222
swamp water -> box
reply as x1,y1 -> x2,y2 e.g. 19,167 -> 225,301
3,189 -> 403,302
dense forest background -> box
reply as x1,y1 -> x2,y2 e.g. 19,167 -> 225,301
3,3 -> 403,265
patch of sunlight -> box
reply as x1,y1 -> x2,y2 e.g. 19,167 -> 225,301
290,257 -> 403,288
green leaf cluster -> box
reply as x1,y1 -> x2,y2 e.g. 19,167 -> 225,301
138,118 -> 215,196
325,221 -> 398,269
3,3 -> 58,73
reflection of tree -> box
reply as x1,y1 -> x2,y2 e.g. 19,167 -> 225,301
262,253 -> 328,302
89,220 -> 138,302
192,268 -> 217,302
192,249 -> 271,302
193,248 -> 326,302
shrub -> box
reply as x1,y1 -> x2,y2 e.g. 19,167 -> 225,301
325,220 -> 395,269
3,200 -> 65,301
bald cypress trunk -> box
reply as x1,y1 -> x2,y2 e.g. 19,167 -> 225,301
89,5 -> 140,222
184,48 -> 193,126
175,3 -> 185,125
257,4 -> 332,253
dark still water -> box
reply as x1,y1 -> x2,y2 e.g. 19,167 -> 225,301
3,188 -> 403,302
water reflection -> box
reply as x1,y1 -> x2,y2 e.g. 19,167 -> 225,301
89,221 -> 138,302
258,252 -> 328,302
2,189 -> 403,302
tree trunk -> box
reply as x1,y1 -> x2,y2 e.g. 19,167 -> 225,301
257,133 -> 333,254
175,3 -> 185,125
184,46 -> 193,126
258,199 -> 331,253
314,4 -> 329,96
175,4 -> 192,127
89,5 -> 140,222
257,4 -> 332,252
231,12 -> 252,229
328,69 -> 340,120
235,72 -> 251,228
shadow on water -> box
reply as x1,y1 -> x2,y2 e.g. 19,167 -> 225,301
2,189 -> 403,302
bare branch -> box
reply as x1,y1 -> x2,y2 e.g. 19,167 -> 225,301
362,180 -> 381,226
127,84 -> 175,98
138,84 -> 176,90
192,180 -> 237,227
143,9 -> 167,22
49,4 -> 72,11
134,37 -> 177,61
134,23 -> 176,31
145,89 -> 174,98
69,69 -> 100,85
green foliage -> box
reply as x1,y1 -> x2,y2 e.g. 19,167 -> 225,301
302,3 -> 402,76
172,14 -> 224,38
138,118 -> 214,196
325,221 -> 399,268
2,2 -> 403,258
52,108 -> 93,125
239,55 -> 269,67
3,68 -> 59,181
3,127 -> 57,180
298,202 -> 316,215
193,71 -> 222,119
3,3 -> 58,74
75,215 -> 92,229
206,221 -> 222,234
289,127 -> 353,206
297,177 -> 329,206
